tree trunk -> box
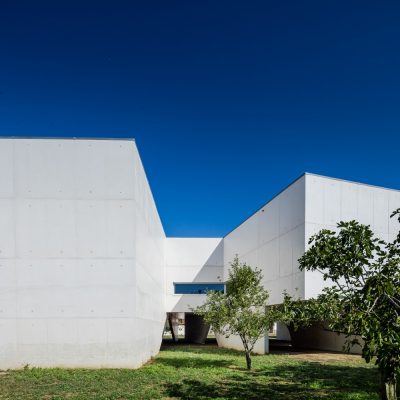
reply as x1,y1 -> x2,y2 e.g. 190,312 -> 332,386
245,350 -> 252,370
381,369 -> 397,400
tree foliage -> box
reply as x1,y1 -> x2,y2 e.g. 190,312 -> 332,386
194,256 -> 273,370
277,210 -> 400,400
275,290 -> 341,331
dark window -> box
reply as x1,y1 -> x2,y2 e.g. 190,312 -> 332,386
174,283 -> 224,294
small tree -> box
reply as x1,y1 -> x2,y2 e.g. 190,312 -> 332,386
194,256 -> 273,370
279,210 -> 400,400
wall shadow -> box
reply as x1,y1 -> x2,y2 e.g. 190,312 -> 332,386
168,239 -> 224,313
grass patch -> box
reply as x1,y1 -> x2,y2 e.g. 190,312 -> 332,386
0,344 -> 383,399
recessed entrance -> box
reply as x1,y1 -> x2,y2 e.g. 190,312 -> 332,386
163,312 -> 215,344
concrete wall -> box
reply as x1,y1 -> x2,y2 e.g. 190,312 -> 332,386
222,173 -> 400,304
219,176 -> 305,351
289,322 -> 363,354
304,174 -> 400,299
223,175 -> 306,305
165,238 -> 223,313
285,174 -> 399,353
0,138 -> 165,368
215,333 -> 269,355
221,173 -> 400,351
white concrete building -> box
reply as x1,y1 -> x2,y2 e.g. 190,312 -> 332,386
0,137 -> 399,367
222,173 -> 400,352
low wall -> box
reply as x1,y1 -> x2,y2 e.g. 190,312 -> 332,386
215,333 -> 269,355
288,322 -> 362,354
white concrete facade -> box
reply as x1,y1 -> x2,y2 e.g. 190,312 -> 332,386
223,175 -> 306,305
221,173 -> 400,352
304,174 -> 400,299
223,174 -> 400,305
0,138 -> 165,368
1,137 -> 399,366
165,238 -> 223,313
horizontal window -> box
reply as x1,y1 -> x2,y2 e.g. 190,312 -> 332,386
174,283 -> 224,295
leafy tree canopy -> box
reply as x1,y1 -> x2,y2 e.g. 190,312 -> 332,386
194,256 -> 274,370
276,209 -> 400,400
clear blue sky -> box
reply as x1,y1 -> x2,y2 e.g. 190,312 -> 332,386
1,1 -> 399,237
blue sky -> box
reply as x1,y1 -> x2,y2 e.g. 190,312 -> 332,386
1,1 -> 399,236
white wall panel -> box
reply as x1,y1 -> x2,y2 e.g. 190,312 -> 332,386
166,238 -> 223,267
258,239 -> 279,282
341,182 -> 358,221
0,287 -> 17,317
15,140 -> 77,199
16,259 -> 76,288
16,199 -> 78,258
357,185 -> 374,226
0,320 -> 17,346
16,320 -> 48,345
0,140 -> 14,197
106,201 -> 136,258
103,141 -> 136,199
279,178 -> 305,235
279,231 -> 292,277
0,200 -> 15,258
323,179 -> 341,225
292,225 -> 305,272
223,175 -> 306,305
266,276 -> 294,305
223,216 -> 258,260
305,175 -> 324,224
165,238 -> 223,313
0,260 -> 15,288
239,249 -> 259,271
76,201 -> 108,258
75,141 -> 108,199
373,189 -> 389,234
258,200 -> 279,245
47,319 -> 79,344
15,200 -> 48,258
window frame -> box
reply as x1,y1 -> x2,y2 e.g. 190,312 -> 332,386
173,282 -> 225,295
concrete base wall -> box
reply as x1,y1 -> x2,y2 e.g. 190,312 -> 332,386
215,333 -> 269,355
288,322 -> 362,354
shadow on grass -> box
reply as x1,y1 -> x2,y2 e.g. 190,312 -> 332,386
163,362 -> 380,400
161,344 -> 248,358
166,377 -> 279,400
156,356 -> 232,369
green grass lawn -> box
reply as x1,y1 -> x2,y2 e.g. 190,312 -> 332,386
0,344 -> 384,399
